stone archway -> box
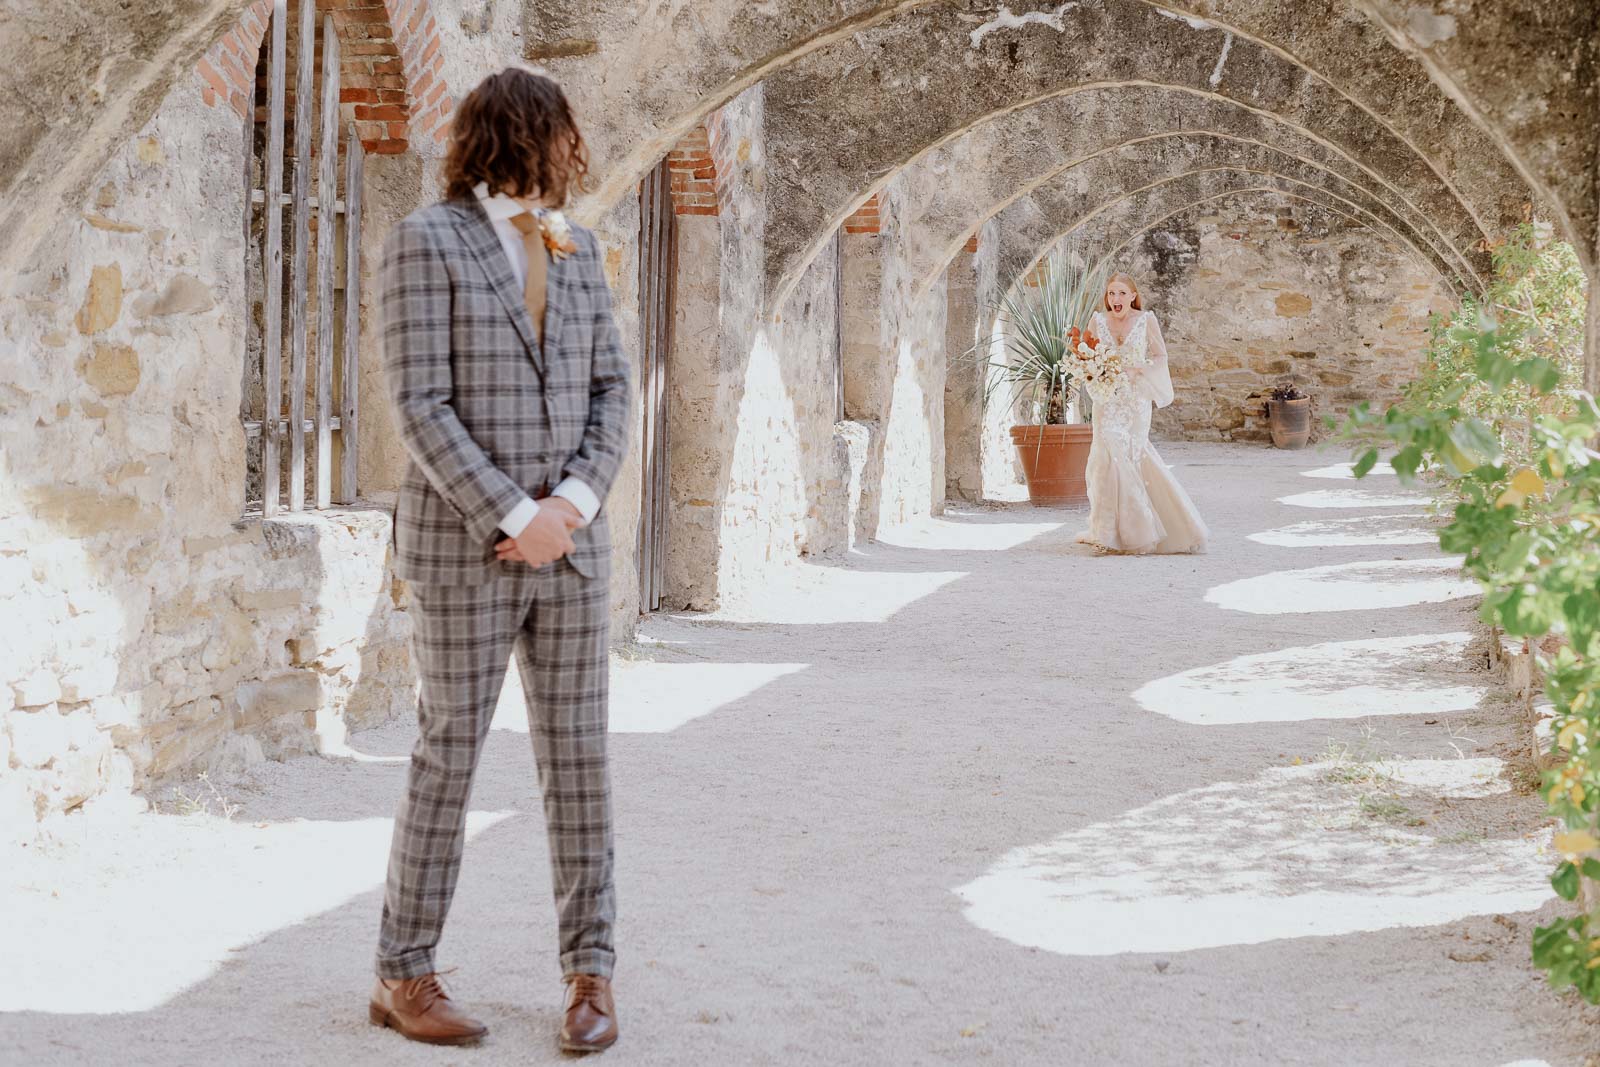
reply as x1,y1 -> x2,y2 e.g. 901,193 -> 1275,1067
881,87 -> 1486,295
754,0 -> 1524,307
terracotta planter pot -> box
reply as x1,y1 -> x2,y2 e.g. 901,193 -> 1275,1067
1267,397 -> 1312,450
1011,424 -> 1093,506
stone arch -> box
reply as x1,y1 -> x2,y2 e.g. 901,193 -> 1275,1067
980,142 -> 1469,298
886,87 -> 1487,293
996,171 -> 1448,300
195,0 -> 452,154
1084,189 -> 1422,279
1351,0 -> 1600,390
1352,0 -> 1596,263
1112,1 -> 1530,250
756,0 -> 1518,309
531,0 -> 1525,234
4,0 -> 1535,279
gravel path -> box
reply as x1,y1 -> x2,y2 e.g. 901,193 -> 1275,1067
4,442 -> 1594,1065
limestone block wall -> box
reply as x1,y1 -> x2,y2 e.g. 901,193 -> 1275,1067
1121,195 -> 1452,442
0,81 -> 417,835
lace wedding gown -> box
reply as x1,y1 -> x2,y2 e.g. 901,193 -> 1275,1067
1075,310 -> 1208,554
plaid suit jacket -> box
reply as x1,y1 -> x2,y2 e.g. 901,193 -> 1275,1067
380,198 -> 632,584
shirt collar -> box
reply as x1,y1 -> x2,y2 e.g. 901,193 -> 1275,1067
474,182 -> 537,222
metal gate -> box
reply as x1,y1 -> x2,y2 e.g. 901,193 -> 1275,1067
637,157 -> 678,612
243,0 -> 364,516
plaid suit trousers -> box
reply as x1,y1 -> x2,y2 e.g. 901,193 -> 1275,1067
376,562 -> 615,980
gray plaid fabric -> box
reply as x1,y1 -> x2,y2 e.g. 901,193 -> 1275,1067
380,198 -> 631,585
377,569 -> 615,980
374,197 -> 628,981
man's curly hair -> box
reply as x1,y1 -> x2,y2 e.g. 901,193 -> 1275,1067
443,68 -> 590,207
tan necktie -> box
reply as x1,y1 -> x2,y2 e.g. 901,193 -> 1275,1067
508,211 -> 549,348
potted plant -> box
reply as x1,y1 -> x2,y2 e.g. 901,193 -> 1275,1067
970,256 -> 1108,506
1266,382 -> 1311,449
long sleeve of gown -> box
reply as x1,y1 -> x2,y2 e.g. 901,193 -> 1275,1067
1139,312 -> 1176,408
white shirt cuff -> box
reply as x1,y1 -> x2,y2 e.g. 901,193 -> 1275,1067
499,496 -> 539,538
551,478 -> 601,524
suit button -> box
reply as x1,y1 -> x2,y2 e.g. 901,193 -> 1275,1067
533,453 -> 550,463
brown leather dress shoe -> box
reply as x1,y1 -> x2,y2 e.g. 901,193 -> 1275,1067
369,974 -> 488,1046
560,974 -> 618,1053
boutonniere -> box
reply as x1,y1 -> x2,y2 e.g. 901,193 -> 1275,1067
537,209 -> 579,262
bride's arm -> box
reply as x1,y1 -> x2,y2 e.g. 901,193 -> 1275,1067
1140,312 -> 1176,408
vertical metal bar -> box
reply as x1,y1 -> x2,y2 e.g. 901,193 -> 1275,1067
656,176 -> 678,612
339,125 -> 364,505
833,229 -> 845,422
636,169 -> 657,612
314,15 -> 339,510
648,172 -> 662,612
287,0 -> 314,511
261,0 -> 288,518
240,55 -> 257,468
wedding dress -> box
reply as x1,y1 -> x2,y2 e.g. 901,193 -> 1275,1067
1076,310 -> 1208,554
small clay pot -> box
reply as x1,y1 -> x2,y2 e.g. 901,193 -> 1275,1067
1010,424 -> 1093,505
1267,396 -> 1312,450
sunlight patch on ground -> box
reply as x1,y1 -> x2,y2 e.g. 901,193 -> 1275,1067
697,563 -> 967,625
1248,513 -> 1436,547
1133,633 -> 1483,725
0,810 -> 512,1013
491,661 -> 808,734
872,513 -> 1064,552
1279,488 -> 1432,509
1205,557 -> 1477,614
955,759 -> 1548,957
1301,462 -> 1398,481
984,483 -> 1031,504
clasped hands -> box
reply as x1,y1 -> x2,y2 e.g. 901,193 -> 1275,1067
495,497 -> 584,567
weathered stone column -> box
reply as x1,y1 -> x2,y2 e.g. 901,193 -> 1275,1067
839,221 -> 887,541
944,244 -> 983,503
664,209 -> 725,609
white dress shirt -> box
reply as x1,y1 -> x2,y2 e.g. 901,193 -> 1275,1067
474,184 -> 601,538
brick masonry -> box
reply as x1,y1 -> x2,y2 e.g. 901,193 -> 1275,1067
196,0 -> 451,154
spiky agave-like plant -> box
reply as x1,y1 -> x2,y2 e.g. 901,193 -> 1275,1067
969,253 -> 1109,425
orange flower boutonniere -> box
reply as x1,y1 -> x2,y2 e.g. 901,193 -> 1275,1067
538,210 -> 579,261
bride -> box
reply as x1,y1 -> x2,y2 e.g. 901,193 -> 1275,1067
1074,272 -> 1208,555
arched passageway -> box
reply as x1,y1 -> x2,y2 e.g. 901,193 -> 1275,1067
1,17 -> 1588,1054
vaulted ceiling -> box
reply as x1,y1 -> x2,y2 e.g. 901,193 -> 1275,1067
9,1 -> 1578,306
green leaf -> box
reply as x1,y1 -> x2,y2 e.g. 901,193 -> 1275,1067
1448,418 -> 1503,467
1515,357 -> 1562,393
1553,861 -> 1581,901
1579,858 -> 1600,881
1391,444 -> 1425,480
1351,449 -> 1379,479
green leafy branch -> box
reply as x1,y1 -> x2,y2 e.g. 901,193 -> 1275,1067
1339,226 -> 1600,999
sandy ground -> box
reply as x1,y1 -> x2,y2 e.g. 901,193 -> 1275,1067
5,441 -> 1598,1066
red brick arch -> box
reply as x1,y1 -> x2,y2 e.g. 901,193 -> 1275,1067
196,0 -> 452,154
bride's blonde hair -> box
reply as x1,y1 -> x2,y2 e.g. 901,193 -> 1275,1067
1103,272 -> 1143,311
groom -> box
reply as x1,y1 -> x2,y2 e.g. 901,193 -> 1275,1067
370,68 -> 631,1053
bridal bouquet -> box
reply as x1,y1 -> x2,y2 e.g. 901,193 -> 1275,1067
1066,326 -> 1133,398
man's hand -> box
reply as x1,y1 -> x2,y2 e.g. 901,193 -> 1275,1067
496,502 -> 583,566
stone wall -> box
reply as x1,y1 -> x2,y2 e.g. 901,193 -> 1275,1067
0,79 -> 415,836
1119,194 -> 1452,442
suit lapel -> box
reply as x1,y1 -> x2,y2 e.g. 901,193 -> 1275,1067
541,237 -> 569,365
449,200 -> 546,376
